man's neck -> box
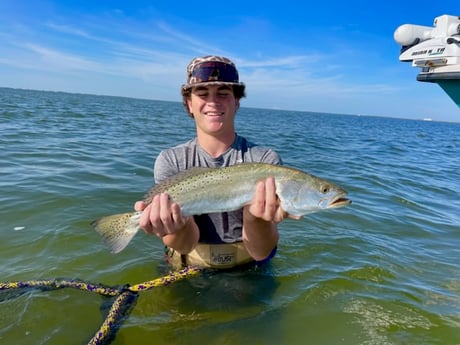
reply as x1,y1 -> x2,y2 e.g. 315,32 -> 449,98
197,132 -> 236,158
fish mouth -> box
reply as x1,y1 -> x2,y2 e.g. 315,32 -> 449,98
329,194 -> 352,208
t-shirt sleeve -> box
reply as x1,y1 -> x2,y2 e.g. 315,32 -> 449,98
248,146 -> 282,165
261,149 -> 282,165
153,150 -> 180,184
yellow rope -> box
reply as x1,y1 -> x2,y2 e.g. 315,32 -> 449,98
0,279 -> 120,296
88,266 -> 203,344
87,290 -> 137,345
128,265 -> 202,292
0,266 -> 203,345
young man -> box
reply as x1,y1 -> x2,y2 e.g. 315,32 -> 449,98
135,55 -> 288,269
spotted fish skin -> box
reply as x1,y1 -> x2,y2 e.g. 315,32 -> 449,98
92,163 -> 351,253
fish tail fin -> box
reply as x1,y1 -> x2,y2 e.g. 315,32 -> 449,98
91,211 -> 141,254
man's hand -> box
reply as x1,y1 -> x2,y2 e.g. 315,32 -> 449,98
245,177 -> 288,223
135,194 -> 199,254
134,193 -> 190,238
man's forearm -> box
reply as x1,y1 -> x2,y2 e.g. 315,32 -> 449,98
162,218 -> 200,254
242,208 -> 279,261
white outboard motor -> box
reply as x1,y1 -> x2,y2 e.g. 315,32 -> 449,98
394,24 -> 434,47
394,15 -> 460,107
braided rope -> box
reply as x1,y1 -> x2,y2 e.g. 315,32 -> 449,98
0,279 -> 120,296
87,290 -> 138,345
129,266 -> 202,292
0,266 -> 203,345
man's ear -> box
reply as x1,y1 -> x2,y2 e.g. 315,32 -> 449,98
187,98 -> 194,117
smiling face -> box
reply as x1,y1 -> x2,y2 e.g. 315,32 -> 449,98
187,84 -> 240,137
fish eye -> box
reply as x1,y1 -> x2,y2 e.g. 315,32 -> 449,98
320,184 -> 330,194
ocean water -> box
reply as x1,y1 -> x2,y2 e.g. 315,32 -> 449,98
0,87 -> 459,345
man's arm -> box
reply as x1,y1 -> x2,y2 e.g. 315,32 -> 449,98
242,177 -> 286,261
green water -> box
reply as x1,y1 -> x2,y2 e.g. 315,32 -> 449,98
1,88 -> 459,344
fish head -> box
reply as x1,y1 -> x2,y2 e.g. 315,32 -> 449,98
278,176 -> 351,216
316,182 -> 351,210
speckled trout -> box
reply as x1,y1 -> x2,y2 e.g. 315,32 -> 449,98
92,163 -> 351,253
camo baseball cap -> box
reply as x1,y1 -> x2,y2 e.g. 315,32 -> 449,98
181,55 -> 245,91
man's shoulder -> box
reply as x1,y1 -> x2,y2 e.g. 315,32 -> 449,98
165,138 -> 197,152
157,138 -> 197,160
154,138 -> 198,181
234,135 -> 282,164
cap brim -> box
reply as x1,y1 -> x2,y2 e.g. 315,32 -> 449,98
182,81 -> 245,91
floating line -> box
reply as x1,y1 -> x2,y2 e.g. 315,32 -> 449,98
0,279 -> 120,296
129,265 -> 203,292
87,290 -> 138,345
0,266 -> 203,345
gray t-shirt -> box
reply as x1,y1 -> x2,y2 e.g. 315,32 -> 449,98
153,134 -> 281,244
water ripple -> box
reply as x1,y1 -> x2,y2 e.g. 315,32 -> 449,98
1,88 -> 459,345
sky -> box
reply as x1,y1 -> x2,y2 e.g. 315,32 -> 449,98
1,1 -> 460,122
